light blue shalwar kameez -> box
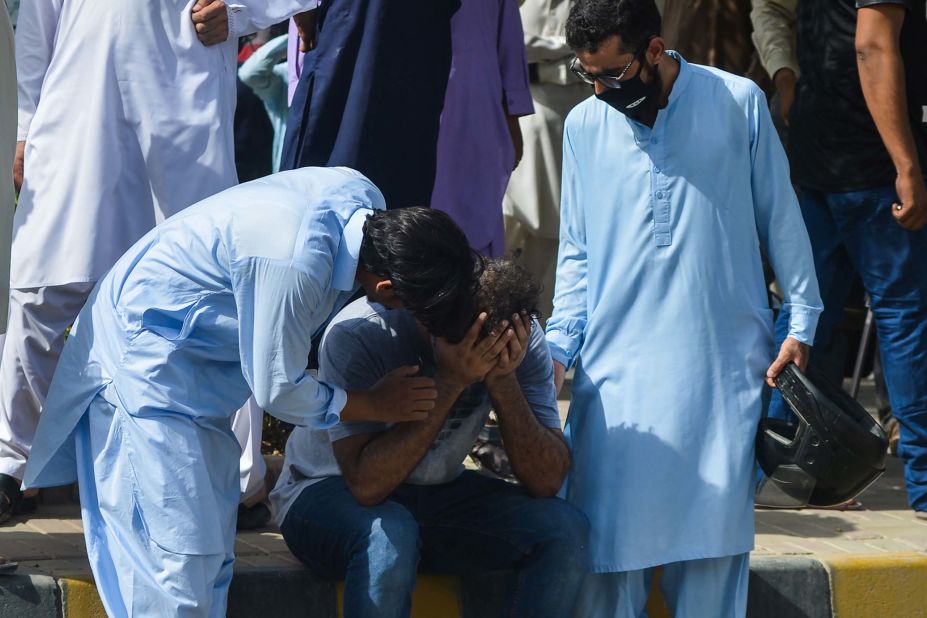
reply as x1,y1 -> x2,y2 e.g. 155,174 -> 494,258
546,54 -> 823,617
22,167 -> 384,617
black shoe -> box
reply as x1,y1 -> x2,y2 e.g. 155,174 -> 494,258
0,473 -> 32,525
236,502 -> 272,531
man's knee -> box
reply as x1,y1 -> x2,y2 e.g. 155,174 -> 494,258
360,502 -> 421,578
530,498 -> 590,561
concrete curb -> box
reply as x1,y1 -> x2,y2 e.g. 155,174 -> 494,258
821,553 -> 927,618
749,556 -> 832,618
4,553 -> 927,617
0,573 -> 59,618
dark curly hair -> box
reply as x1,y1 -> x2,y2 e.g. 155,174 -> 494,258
359,207 -> 483,340
566,0 -> 661,54
474,258 -> 542,337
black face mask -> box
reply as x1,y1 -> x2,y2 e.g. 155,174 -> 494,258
596,58 -> 662,121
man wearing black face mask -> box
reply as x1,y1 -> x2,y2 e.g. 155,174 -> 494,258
547,0 -> 822,614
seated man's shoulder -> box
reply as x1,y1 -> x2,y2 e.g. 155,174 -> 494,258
323,298 -> 409,344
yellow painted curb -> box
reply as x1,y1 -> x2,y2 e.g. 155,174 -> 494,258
59,576 -> 106,618
823,553 -> 927,618
336,575 -> 461,618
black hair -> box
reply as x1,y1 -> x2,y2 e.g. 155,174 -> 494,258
474,258 -> 542,337
566,0 -> 662,54
359,207 -> 483,340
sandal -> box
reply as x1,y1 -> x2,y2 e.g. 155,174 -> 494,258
0,556 -> 18,574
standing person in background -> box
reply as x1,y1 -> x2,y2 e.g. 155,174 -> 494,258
239,32 -> 290,174
660,0 -> 771,89
751,0 -> 927,520
552,1 -> 821,614
281,0 -> 458,209
0,0 -> 15,536
0,0 -> 318,523
503,0 -> 590,320
429,0 -> 534,257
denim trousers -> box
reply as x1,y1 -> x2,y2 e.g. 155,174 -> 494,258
770,184 -> 927,511
280,471 -> 590,618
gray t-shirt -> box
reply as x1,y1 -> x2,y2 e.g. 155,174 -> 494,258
269,298 -> 561,525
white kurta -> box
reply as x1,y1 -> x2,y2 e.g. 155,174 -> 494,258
0,6 -> 14,333
12,0 -> 315,289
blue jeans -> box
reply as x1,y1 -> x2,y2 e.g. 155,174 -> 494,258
280,471 -> 589,618
770,184 -> 927,511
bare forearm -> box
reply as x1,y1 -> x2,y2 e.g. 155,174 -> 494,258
489,374 -> 569,497
335,379 -> 465,505
857,7 -> 922,177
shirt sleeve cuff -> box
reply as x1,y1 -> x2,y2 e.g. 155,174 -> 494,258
17,111 -> 33,141
546,331 -> 578,370
226,4 -> 247,38
784,303 -> 822,346
764,51 -> 800,81
316,385 -> 348,429
505,87 -> 535,117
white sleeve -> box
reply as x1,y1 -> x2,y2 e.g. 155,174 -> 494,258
14,0 -> 64,140
226,0 -> 320,38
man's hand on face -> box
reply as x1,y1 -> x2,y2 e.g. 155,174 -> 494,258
364,365 -> 438,423
435,313 -> 512,390
893,172 -> 927,231
766,336 -> 811,388
486,311 -> 531,387
191,0 -> 229,47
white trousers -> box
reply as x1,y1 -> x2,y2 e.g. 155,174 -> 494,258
573,553 -> 750,618
0,284 -> 266,500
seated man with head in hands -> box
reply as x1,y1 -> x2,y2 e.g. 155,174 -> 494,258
270,258 -> 589,618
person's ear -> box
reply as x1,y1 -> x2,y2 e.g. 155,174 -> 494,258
645,36 -> 666,66
375,279 -> 393,295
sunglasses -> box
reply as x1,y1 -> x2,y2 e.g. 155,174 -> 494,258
570,39 -> 651,89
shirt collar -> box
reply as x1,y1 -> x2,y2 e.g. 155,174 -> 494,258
332,208 -> 373,291
664,50 -> 691,111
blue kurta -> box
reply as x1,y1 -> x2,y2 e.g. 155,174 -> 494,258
22,168 -> 384,614
547,54 -> 823,573
281,0 -> 459,208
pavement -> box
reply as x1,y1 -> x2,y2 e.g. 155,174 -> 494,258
2,378 -> 926,617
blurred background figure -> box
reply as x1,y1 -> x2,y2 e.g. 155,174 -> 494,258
282,0 -> 458,209
3,0 -> 16,27
1,1 -> 14,354
660,0 -> 771,88
430,0 -> 534,257
503,0 -> 589,320
0,0 -> 16,560
236,24 -> 291,183
752,0 -> 927,519
0,0 -> 315,525
234,28 -> 278,182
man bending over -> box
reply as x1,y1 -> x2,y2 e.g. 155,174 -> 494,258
270,258 -> 589,618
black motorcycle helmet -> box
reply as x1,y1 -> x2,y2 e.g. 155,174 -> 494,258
755,363 -> 888,508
